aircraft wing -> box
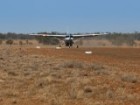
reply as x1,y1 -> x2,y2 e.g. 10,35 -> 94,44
72,33 -> 106,37
29,34 -> 66,37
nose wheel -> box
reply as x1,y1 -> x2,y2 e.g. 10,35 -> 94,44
69,44 -> 72,48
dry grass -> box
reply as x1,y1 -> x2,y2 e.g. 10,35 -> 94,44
0,45 -> 140,105
121,73 -> 139,83
76,39 -> 140,48
61,60 -> 85,69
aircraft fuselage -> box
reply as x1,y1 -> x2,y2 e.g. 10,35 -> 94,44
64,34 -> 74,47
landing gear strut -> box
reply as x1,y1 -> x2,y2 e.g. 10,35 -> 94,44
76,45 -> 79,48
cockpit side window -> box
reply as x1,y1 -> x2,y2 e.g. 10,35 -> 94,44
66,35 -> 69,38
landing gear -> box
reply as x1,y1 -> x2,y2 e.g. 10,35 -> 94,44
76,45 -> 79,48
66,43 -> 72,48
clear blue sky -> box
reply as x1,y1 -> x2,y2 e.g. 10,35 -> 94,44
0,0 -> 140,33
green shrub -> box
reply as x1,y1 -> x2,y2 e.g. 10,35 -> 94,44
0,40 -> 2,45
6,40 -> 14,45
36,37 -> 60,45
19,40 -> 23,45
111,38 -> 135,46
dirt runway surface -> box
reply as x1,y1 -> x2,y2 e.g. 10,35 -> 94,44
29,47 -> 140,74
0,46 -> 140,105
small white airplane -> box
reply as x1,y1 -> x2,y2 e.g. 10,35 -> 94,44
30,33 -> 106,48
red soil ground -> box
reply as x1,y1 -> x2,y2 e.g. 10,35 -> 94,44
0,47 -> 140,105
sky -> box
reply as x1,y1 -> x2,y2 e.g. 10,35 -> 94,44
0,0 -> 140,33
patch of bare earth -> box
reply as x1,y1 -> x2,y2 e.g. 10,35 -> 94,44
0,45 -> 140,105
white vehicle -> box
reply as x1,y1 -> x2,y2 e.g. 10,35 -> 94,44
30,33 -> 106,47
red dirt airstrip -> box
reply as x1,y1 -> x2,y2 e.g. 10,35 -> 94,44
28,47 -> 140,73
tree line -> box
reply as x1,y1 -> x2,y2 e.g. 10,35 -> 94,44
0,32 -> 140,46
